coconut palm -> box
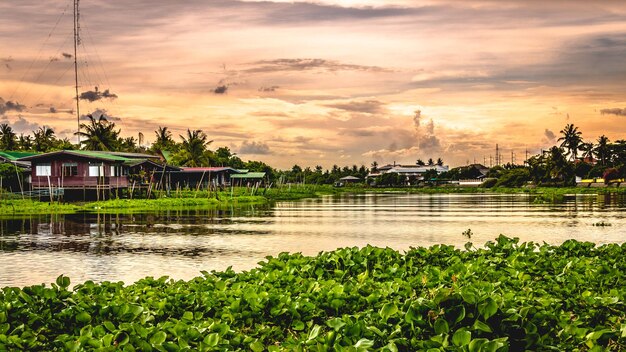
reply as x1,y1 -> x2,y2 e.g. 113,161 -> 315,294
33,126 -> 56,152
594,135 -> 611,166
176,129 -> 212,167
579,142 -> 594,160
152,126 -> 176,152
76,114 -> 120,151
0,123 -> 17,150
17,133 -> 34,150
558,123 -> 583,161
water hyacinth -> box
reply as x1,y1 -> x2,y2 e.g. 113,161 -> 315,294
0,236 -> 625,351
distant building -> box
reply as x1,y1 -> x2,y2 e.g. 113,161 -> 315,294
367,163 -> 449,179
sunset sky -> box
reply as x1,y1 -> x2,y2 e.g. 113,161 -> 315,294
1,0 -> 625,168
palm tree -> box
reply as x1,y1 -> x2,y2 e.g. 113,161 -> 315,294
427,158 -> 434,166
18,133 -> 34,150
579,142 -> 594,160
436,157 -> 444,166
76,114 -> 120,151
33,126 -> 56,152
0,123 -> 17,150
176,129 -> 211,167
594,135 -> 610,166
370,161 -> 378,173
152,126 -> 175,152
558,124 -> 583,161
416,159 -> 425,166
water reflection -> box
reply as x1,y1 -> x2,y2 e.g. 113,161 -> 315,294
1,193 -> 625,287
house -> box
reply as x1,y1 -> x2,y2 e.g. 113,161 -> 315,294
166,167 -> 242,190
17,150 -> 168,199
368,163 -> 449,179
230,172 -> 267,187
0,151 -> 39,192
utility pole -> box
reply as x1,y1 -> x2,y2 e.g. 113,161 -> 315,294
511,150 -> 515,165
495,144 -> 500,166
73,0 -> 81,145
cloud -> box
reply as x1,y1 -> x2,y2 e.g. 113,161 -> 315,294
0,98 -> 26,115
214,85 -> 228,94
259,85 -> 280,92
79,87 -> 118,102
600,108 -> 626,116
80,109 -> 122,121
413,110 -> 421,129
239,140 -> 271,155
325,99 -> 386,114
49,107 -> 57,113
544,129 -> 556,142
244,58 -> 390,74
0,116 -> 40,133
62,52 -> 73,59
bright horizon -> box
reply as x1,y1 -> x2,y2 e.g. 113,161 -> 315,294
1,0 -> 625,169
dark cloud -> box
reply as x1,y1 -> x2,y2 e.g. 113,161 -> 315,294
244,58 -> 390,74
62,52 -> 73,59
419,135 -> 441,151
214,85 -> 228,94
79,87 -> 118,102
239,140 -> 271,155
259,85 -> 280,92
544,129 -> 556,141
325,99 -> 386,114
0,98 -> 26,115
49,107 -> 57,113
600,108 -> 626,116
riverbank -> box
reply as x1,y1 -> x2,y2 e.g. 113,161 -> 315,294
1,237 -> 623,350
1,185 -> 624,215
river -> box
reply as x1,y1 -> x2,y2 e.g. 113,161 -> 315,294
1,192 -> 625,287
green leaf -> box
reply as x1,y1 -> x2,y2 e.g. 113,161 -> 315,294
469,338 -> 488,352
326,318 -> 346,331
203,333 -> 219,347
76,312 -> 91,324
380,303 -> 398,320
292,320 -> 305,331
473,320 -> 492,333
307,325 -> 322,342
434,318 -> 449,334
478,298 -> 498,320
354,338 -> 374,349
452,329 -> 471,346
250,340 -> 264,352
150,331 -> 167,345
56,275 -> 71,289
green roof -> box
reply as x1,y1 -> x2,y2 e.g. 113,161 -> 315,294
18,150 -> 132,162
230,172 -> 266,179
0,151 -> 39,161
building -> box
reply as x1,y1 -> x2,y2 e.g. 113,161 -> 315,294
368,163 -> 449,178
166,167 -> 242,190
19,150 -> 164,199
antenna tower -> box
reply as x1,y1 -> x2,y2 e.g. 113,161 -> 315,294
73,0 -> 81,145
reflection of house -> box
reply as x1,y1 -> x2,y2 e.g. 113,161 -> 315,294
368,163 -> 449,178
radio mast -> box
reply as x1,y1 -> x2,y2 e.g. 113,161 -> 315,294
73,0 -> 81,145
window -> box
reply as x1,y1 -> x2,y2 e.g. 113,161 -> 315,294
88,163 -> 104,177
35,163 -> 51,176
110,165 -> 117,177
62,163 -> 78,177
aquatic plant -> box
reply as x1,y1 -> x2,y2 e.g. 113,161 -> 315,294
1,236 -> 625,350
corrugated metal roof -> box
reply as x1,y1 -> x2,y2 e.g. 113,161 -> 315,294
230,172 -> 266,179
180,167 -> 238,173
0,151 -> 39,160
18,150 -> 131,162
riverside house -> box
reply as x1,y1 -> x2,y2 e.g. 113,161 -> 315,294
19,150 -> 163,199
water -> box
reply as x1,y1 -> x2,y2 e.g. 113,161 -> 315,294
1,193 -> 625,287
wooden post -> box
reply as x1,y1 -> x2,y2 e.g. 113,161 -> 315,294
47,175 -> 53,202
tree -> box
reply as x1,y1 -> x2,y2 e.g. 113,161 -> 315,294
17,134 -> 34,150
558,123 -> 583,161
370,161 -> 378,173
427,158 -> 434,166
151,126 -> 176,152
579,142 -> 594,160
416,159 -> 425,166
0,123 -> 17,150
436,157 -> 444,166
546,146 -> 574,184
76,114 -> 121,151
594,135 -> 610,166
33,126 -> 57,152
174,129 -> 211,167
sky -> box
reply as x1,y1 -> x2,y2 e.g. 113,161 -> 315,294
1,0 -> 625,169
